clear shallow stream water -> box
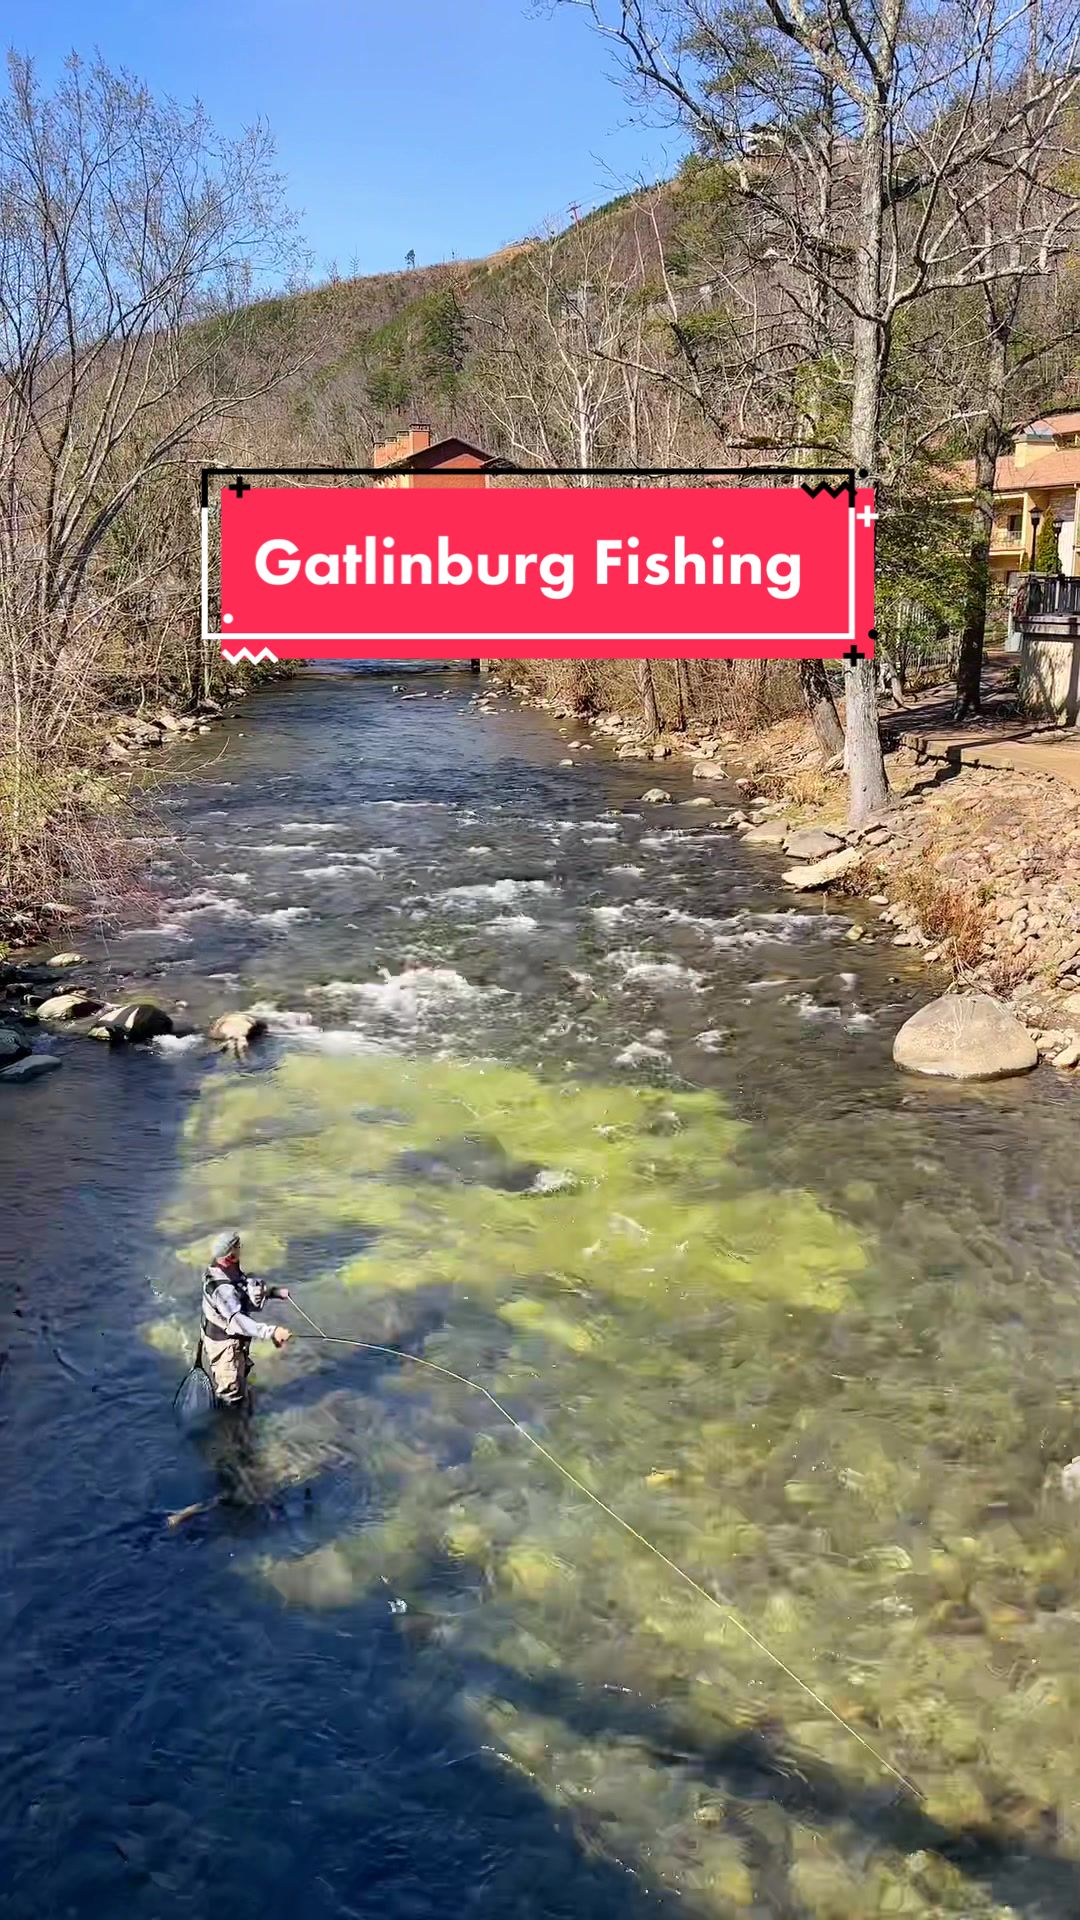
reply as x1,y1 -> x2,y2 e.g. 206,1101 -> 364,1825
4,669 -> 1080,1919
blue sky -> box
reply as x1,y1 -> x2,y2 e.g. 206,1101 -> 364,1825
19,1 -> 685,279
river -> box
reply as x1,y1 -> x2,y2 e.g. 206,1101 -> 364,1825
3,669 -> 1080,1919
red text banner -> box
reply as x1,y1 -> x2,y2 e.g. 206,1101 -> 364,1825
215,483 -> 875,661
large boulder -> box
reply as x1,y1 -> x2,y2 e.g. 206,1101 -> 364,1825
692,760 -> 727,780
37,990 -> 103,1022
0,1025 -> 30,1066
782,846 -> 862,891
88,1001 -> 174,1045
0,1053 -> 62,1083
209,1010 -> 267,1057
893,994 -> 1038,1080
47,951 -> 84,969
641,788 -> 673,804
784,828 -> 846,860
742,822 -> 788,847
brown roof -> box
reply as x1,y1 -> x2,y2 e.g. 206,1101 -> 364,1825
948,448 -> 1080,493
1028,410 -> 1080,435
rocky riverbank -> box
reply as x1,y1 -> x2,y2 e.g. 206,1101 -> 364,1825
0,948 -> 268,1084
496,678 -> 1080,1075
739,738 -> 1080,1072
0,670 -> 290,953
0,680 -> 283,1081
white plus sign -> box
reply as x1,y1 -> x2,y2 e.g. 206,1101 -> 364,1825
857,504 -> 877,528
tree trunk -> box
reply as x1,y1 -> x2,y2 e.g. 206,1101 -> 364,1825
798,659 -> 844,756
673,658 -> 691,730
954,314 -> 1008,720
636,658 -> 661,740
788,88 -> 846,775
845,79 -> 891,827
844,656 -> 889,821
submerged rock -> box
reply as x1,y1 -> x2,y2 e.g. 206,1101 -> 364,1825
0,1053 -> 62,1083
893,994 -> 1038,1080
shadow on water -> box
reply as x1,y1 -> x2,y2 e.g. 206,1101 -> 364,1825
180,1314 -> 1080,1919
9,1581 -> 696,1919
477,1658 -> 1080,1919
1,1271 -> 686,1917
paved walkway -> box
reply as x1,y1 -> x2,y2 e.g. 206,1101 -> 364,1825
882,657 -> 1080,795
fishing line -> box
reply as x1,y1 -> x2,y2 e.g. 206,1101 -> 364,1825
286,1296 -> 922,1802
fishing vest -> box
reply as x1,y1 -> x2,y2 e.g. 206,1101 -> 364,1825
201,1264 -> 257,1346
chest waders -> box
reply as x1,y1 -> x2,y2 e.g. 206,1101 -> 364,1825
199,1265 -> 257,1408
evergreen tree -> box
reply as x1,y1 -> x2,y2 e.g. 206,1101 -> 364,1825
1034,514 -> 1060,574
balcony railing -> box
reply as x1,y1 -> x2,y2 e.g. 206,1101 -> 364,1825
1023,574 -> 1080,619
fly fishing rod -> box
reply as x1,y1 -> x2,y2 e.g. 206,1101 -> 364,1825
284,1296 -> 922,1803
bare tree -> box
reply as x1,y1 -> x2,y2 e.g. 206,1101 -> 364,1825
477,215 -> 691,748
476,223 -> 646,472
557,0 -> 1080,821
636,657 -> 663,737
0,53 -> 303,892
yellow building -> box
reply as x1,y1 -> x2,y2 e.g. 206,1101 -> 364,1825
950,409 -> 1080,586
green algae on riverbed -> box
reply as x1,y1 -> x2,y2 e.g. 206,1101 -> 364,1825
160,1053 -> 863,1313
148,1051 -> 1080,1914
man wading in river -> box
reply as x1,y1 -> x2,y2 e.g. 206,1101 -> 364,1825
200,1230 -> 291,1408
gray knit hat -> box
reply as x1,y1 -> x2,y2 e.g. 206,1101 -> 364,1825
211,1229 -> 241,1261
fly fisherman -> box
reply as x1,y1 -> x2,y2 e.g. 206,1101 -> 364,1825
200,1230 -> 291,1409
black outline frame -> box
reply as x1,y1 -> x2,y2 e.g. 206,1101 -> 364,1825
201,463 -> 860,508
